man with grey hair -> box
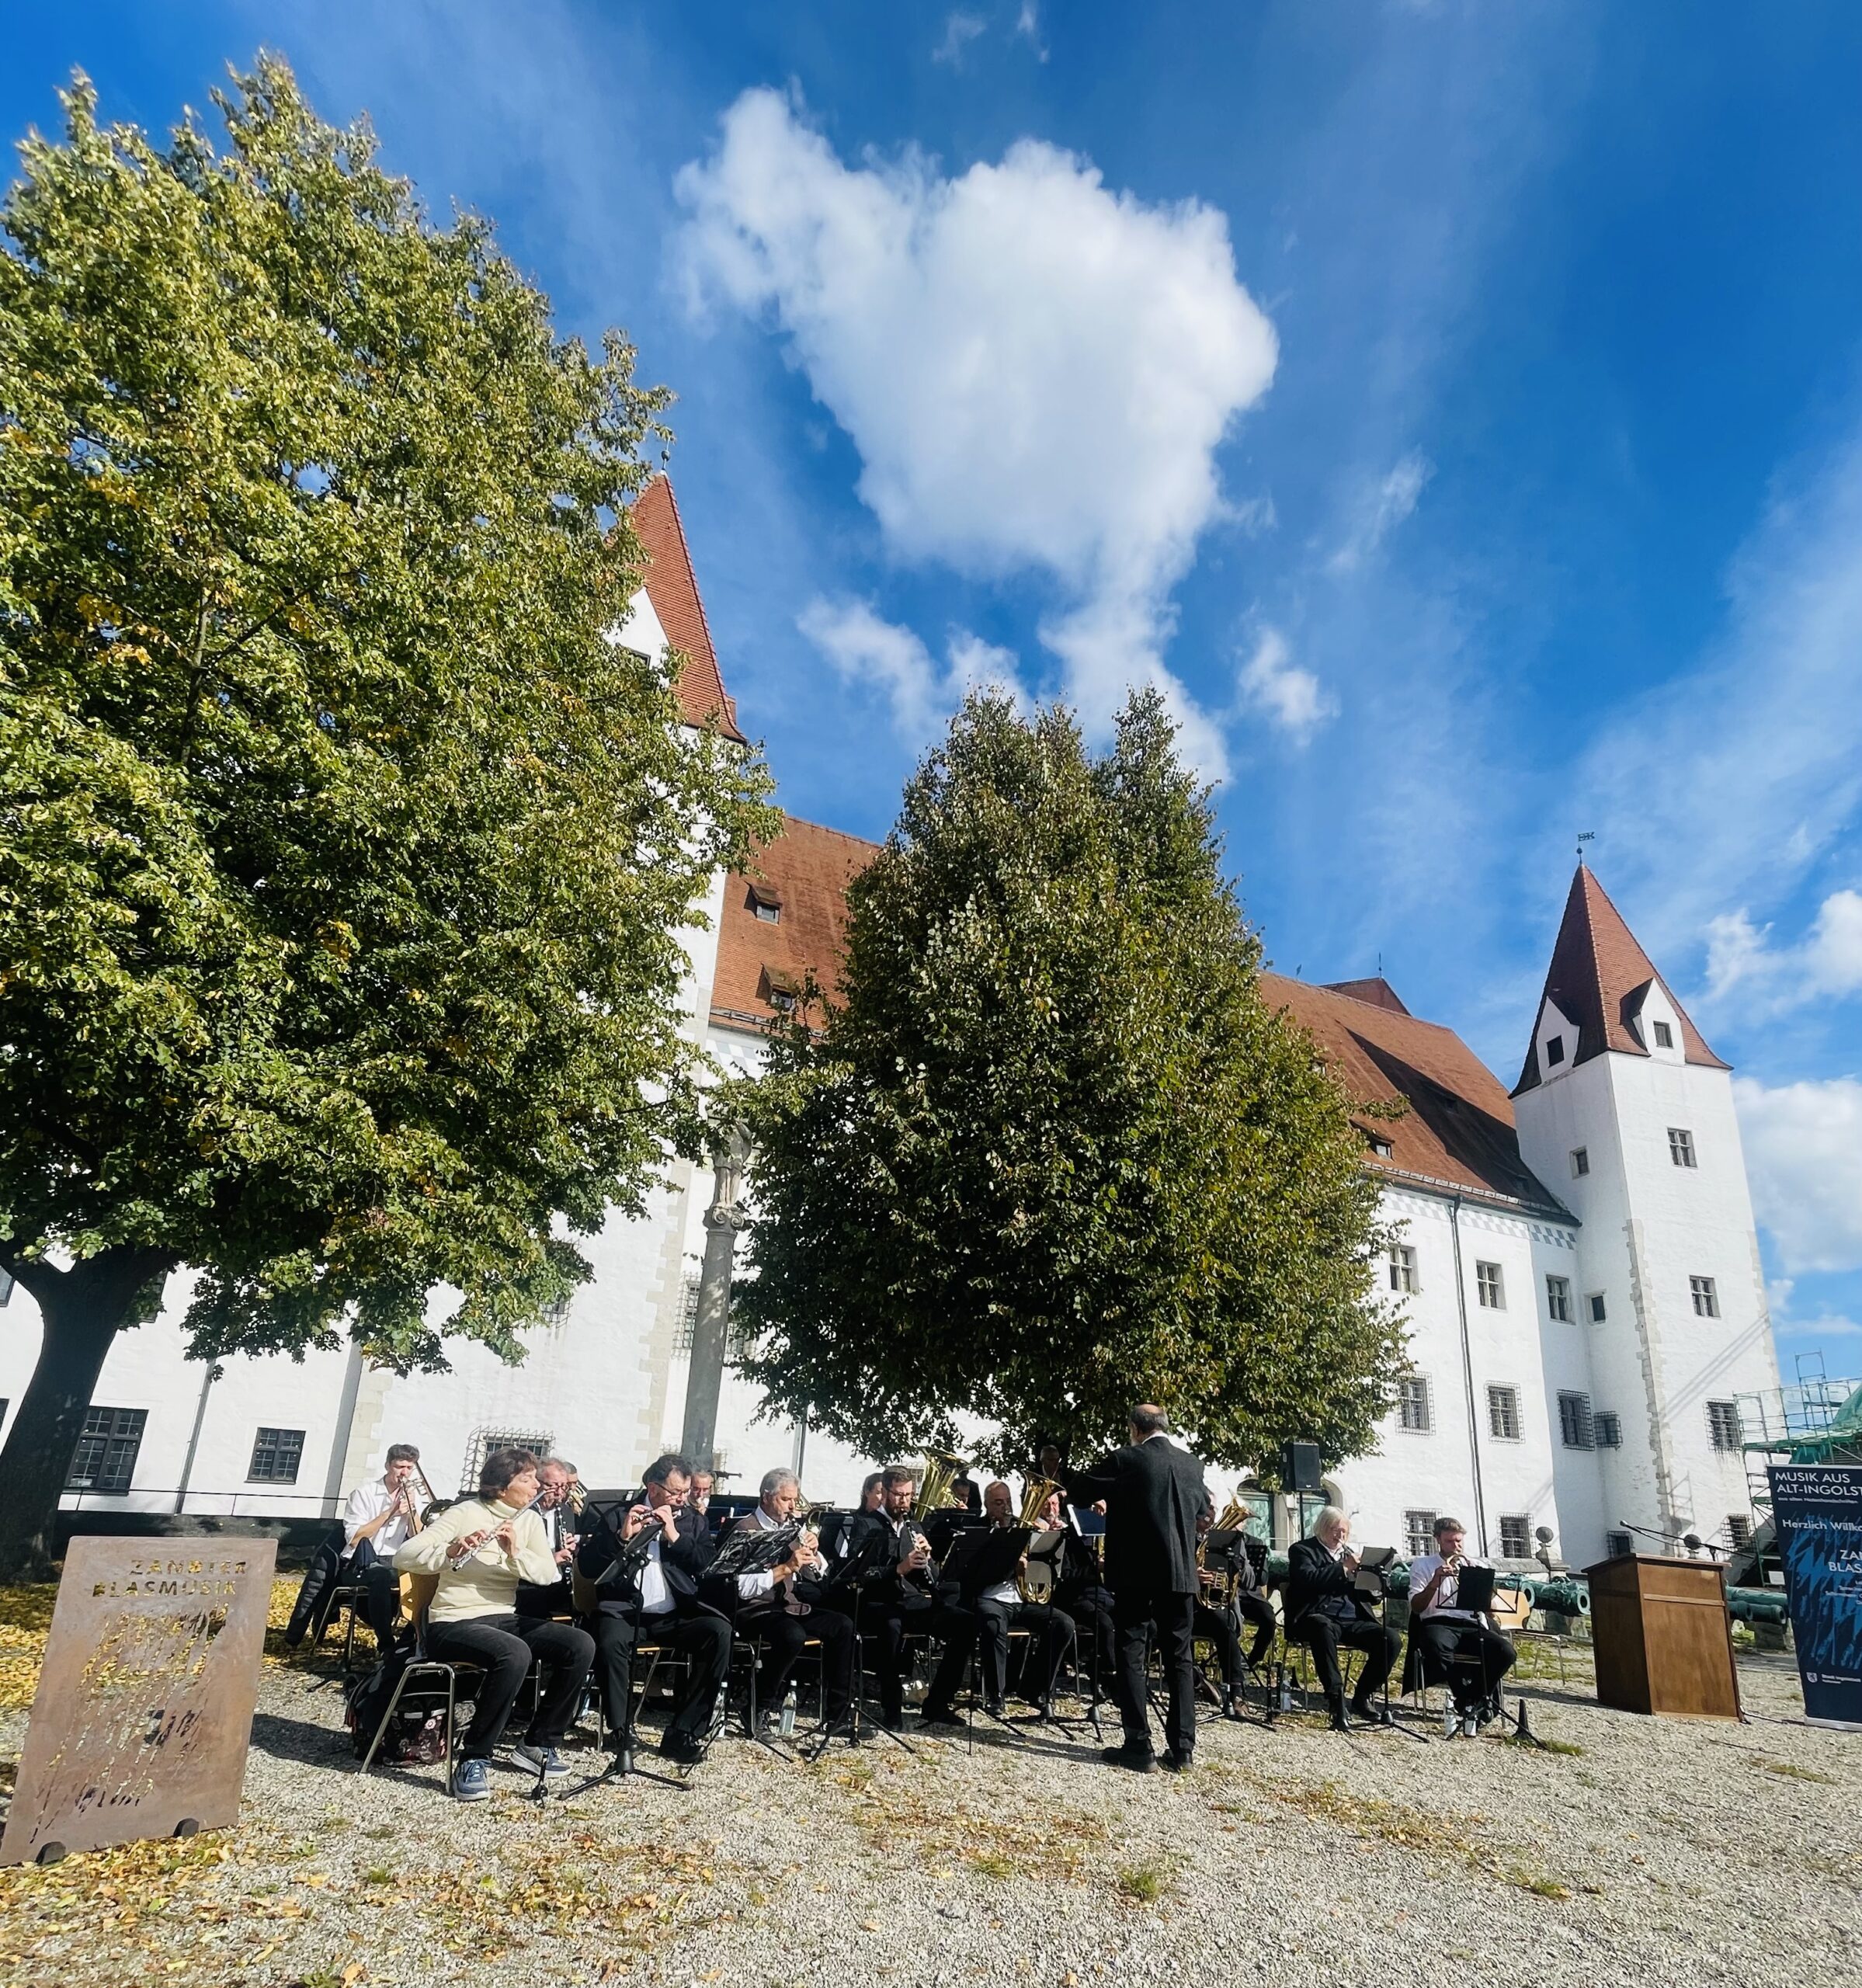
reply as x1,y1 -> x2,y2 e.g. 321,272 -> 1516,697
727,1465 -> 856,1736
516,1456 -> 582,1621
1284,1504 -> 1402,1729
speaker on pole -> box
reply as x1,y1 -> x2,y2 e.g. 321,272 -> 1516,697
1282,1441 -> 1323,1496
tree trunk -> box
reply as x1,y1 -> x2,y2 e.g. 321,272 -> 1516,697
0,1247 -> 172,1581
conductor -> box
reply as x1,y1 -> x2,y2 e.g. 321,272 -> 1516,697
1064,1403 -> 1207,1773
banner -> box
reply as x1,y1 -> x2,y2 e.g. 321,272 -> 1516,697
1767,1463 -> 1862,1731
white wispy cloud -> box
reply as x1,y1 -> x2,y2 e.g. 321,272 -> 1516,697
1734,1075 -> 1862,1274
1237,627 -> 1337,742
674,88 -> 1278,782
1015,0 -> 1049,61
933,11 -> 987,66
798,599 -> 1023,746
1767,1278 -> 1862,1343
1328,450 -> 1433,573
1704,889 -> 1862,1013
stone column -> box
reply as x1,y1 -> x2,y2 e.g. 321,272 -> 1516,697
679,1128 -> 752,1471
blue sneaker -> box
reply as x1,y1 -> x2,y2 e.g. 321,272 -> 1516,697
512,1741 -> 569,1780
454,1756 -> 492,1802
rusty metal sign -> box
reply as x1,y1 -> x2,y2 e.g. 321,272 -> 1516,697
0,1534 -> 277,1866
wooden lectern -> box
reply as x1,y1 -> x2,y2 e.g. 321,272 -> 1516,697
1585,1553 -> 1742,1719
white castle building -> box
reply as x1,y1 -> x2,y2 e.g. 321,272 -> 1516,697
0,481 -> 1780,1569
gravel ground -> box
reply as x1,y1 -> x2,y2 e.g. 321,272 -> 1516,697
2,1640 -> 1857,1988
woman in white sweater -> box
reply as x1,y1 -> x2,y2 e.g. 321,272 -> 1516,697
393,1447 -> 595,1801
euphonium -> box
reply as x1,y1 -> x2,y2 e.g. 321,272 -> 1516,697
912,1447 -> 966,1520
1020,1475 -> 1063,1527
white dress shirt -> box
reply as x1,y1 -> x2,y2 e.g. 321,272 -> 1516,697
736,1502 -> 808,1611
342,1478 -> 411,1559
1409,1551 -> 1489,1623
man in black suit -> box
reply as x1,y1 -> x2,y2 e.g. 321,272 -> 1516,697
1064,1403 -> 1207,1772
1284,1504 -> 1402,1729
575,1452 -> 730,1768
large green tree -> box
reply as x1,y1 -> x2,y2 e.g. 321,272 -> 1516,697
0,60 -> 774,1573
734,690 -> 1402,1474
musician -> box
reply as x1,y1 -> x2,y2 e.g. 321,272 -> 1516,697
341,1443 -> 425,1647
690,1469 -> 715,1523
1064,1404 -> 1207,1773
1041,1489 -> 1114,1697
729,1468 -> 856,1733
1192,1500 -> 1249,1717
516,1457 -> 582,1621
818,1472 -> 886,1569
1284,1506 -> 1402,1730
1203,1498 -> 1277,1677
575,1452 -> 730,1768
947,1464 -> 982,1517
865,1465 -> 978,1730
1407,1516 -> 1516,1734
391,1448 -> 595,1802
971,1481 -> 1075,1716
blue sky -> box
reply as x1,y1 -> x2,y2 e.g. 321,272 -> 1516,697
7,2 -> 1861,1371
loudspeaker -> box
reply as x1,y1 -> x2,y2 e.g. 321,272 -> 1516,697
1282,1441 -> 1323,1496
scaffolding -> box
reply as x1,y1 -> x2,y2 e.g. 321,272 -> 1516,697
1733,1353 -> 1862,1582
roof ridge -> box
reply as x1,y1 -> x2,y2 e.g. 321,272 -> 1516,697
1262,971 -> 1461,1036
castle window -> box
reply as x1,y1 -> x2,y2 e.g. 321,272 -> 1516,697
1557,1391 -> 1594,1449
1690,1275 -> 1719,1319
1594,1410 -> 1622,1448
747,881 -> 783,924
1487,1385 -> 1521,1441
1652,1020 -> 1674,1048
1475,1260 -> 1505,1309
1707,1400 -> 1742,1452
1606,1530 -> 1634,1558
1388,1245 -> 1419,1295
1545,1036 -> 1565,1065
248,1427 -> 305,1484
460,1426 -> 554,1496
1404,1510 -> 1438,1558
1497,1514 -> 1532,1559
1588,1291 -> 1607,1324
1668,1127 -> 1697,1168
1570,1147 -> 1589,1178
1397,1375 -> 1432,1432
67,1407 -> 147,1494
1727,1514 -> 1753,1550
675,1265 -> 700,1354
1546,1274 -> 1572,1322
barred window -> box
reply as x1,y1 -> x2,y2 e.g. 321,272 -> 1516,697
1404,1510 -> 1438,1558
1487,1385 -> 1521,1441
674,1267 -> 701,1355
1690,1275 -> 1719,1319
67,1407 -> 147,1494
1397,1376 -> 1432,1433
1388,1245 -> 1419,1295
459,1427 -> 553,1498
1557,1392 -> 1593,1449
247,1427 -> 305,1484
1669,1127 -> 1697,1168
1594,1411 -> 1622,1448
1707,1400 -> 1742,1452
1498,1514 -> 1531,1559
1475,1261 -> 1505,1309
1727,1514 -> 1753,1550
1606,1530 -> 1634,1559
1545,1274 -> 1572,1322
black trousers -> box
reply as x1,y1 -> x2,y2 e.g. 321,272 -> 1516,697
1295,1611 -> 1402,1707
1235,1590 -> 1277,1669
975,1596 -> 1075,1702
1113,1589 -> 1196,1759
744,1605 -> 856,1722
590,1608 -> 731,1748
1417,1618 -> 1516,1709
422,1612 -> 595,1759
345,1542 -> 404,1646
1059,1583 -> 1116,1691
1193,1600 -> 1242,1690
867,1592 -> 978,1720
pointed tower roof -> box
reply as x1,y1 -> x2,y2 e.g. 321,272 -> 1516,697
629,477 -> 746,742
1513,867 -> 1727,1094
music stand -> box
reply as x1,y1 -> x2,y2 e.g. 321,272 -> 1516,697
1011,1527 -> 1089,1733
818,1514 -> 915,1755
940,1527 -> 1031,1738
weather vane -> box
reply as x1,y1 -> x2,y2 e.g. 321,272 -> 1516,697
1576,829 -> 1596,865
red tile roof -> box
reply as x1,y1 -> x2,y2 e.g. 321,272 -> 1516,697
630,477 -> 746,743
1513,867 -> 1725,1094
710,817 -> 882,1031
1263,972 -> 1568,1218
1323,976 -> 1411,1016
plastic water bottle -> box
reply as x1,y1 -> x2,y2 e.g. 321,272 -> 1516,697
779,1684 -> 798,1737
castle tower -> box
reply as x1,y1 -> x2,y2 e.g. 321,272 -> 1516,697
1512,867 -> 1780,1558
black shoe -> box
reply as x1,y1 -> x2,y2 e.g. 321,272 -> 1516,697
984,1696 -> 1006,1719
1350,1700 -> 1394,1728
660,1731 -> 705,1765
1159,1747 -> 1193,1772
1326,1696 -> 1349,1731
920,1703 -> 966,1729
1101,1743 -> 1156,1772
1223,1693 -> 1245,1721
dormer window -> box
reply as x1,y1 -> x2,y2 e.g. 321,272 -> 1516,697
1545,1036 -> 1565,1066
1652,1020 -> 1673,1049
748,881 -> 783,924
1354,1121 -> 1394,1161
759,964 -> 803,1013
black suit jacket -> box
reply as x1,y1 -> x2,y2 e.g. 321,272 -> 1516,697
576,1500 -> 717,1623
1284,1535 -> 1377,1628
1065,1437 -> 1206,1598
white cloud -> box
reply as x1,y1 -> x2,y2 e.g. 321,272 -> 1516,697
798,599 -> 1023,746
1015,0 -> 1049,60
933,11 -> 987,65
1328,450 -> 1433,573
1734,1074 -> 1862,1274
1704,889 -> 1862,1012
675,89 -> 1278,781
1768,1277 -> 1862,1343
1237,627 -> 1337,742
